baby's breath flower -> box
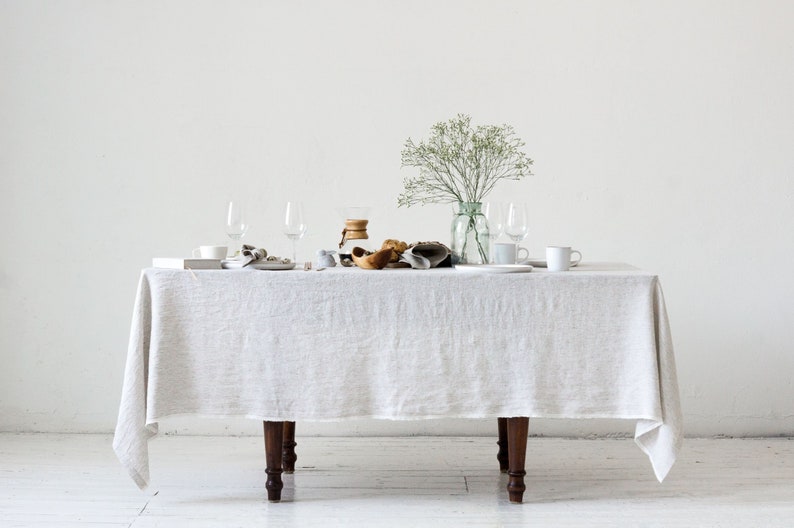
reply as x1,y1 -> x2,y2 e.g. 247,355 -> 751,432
399,114 -> 533,207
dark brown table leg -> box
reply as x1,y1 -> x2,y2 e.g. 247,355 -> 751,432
282,421 -> 297,473
263,421 -> 284,502
506,417 -> 529,503
497,417 -> 509,473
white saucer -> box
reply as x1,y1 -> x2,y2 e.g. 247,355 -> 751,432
524,258 -> 579,268
222,260 -> 296,270
455,264 -> 534,274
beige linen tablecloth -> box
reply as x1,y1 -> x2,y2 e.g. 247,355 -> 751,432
113,263 -> 682,489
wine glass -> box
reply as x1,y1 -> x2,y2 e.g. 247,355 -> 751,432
283,201 -> 307,263
225,200 -> 249,256
505,202 -> 528,243
482,202 -> 505,263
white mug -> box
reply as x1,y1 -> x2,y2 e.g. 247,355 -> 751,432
494,243 -> 530,265
546,246 -> 582,272
192,245 -> 228,259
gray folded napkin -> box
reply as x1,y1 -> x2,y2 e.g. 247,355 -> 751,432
400,243 -> 450,269
239,244 -> 268,267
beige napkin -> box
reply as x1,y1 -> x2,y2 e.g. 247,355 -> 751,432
240,244 -> 268,267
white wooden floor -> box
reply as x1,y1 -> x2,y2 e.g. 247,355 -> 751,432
1,434 -> 793,527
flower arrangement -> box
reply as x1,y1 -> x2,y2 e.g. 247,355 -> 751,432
398,114 -> 533,207
398,114 -> 533,264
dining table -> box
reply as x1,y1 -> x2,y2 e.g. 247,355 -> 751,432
112,262 -> 682,503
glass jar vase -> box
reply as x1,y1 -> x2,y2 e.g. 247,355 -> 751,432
451,202 -> 490,265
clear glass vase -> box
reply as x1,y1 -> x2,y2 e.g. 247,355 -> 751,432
451,202 -> 490,265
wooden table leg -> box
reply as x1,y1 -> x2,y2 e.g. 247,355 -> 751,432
506,417 -> 529,503
263,421 -> 284,502
282,421 -> 297,474
497,417 -> 509,473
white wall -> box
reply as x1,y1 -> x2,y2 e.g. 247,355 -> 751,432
1,0 -> 792,437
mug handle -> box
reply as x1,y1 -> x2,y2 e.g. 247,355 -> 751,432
570,250 -> 582,266
517,246 -> 530,262
191,248 -> 201,258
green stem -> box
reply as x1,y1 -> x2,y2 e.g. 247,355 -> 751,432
474,226 -> 488,262
459,207 -> 488,264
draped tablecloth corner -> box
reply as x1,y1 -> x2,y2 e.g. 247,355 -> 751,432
634,278 -> 684,482
113,270 -> 156,490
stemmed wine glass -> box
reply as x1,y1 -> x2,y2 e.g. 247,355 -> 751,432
482,202 -> 505,263
505,202 -> 529,243
283,201 -> 307,264
225,200 -> 249,256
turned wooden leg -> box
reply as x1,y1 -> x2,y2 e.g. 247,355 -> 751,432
506,417 -> 529,503
282,421 -> 297,474
497,417 -> 509,473
263,421 -> 284,502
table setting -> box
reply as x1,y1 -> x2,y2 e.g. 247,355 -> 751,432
153,114 -> 578,274
119,114 -> 683,504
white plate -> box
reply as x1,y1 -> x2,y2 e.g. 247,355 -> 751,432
524,258 -> 547,268
222,260 -> 296,270
524,258 -> 579,268
455,264 -> 533,274
249,262 -> 296,270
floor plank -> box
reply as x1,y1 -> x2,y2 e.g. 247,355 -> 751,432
1,433 -> 792,527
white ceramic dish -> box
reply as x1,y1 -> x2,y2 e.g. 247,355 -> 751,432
222,260 -> 296,270
249,262 -> 296,270
454,264 -> 533,274
524,258 -> 579,268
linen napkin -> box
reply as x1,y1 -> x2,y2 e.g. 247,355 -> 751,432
240,244 -> 268,267
400,243 -> 450,269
